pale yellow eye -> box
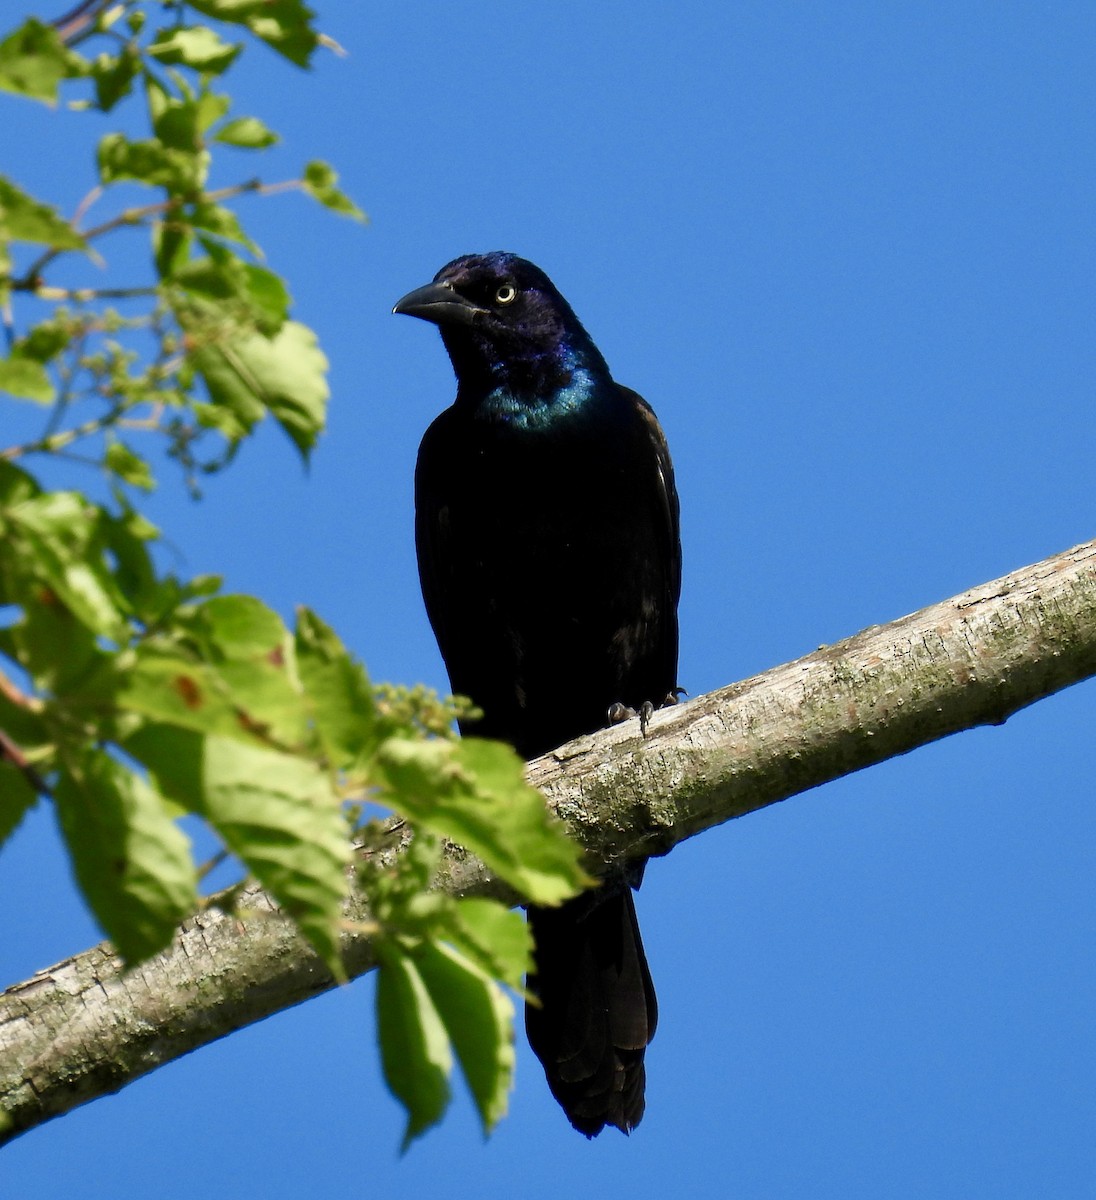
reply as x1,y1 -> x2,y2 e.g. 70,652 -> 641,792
495,283 -> 517,305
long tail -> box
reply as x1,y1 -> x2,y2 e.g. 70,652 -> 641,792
525,885 -> 657,1137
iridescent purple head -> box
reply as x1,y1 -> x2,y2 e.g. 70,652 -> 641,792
394,252 -> 610,397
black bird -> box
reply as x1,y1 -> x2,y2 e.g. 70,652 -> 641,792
394,252 -> 681,1137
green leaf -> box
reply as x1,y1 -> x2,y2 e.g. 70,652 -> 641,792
0,174 -> 87,249
190,595 -> 309,746
17,319 -> 71,363
148,26 -> 242,74
174,244 -> 288,331
0,353 -> 53,403
193,593 -> 288,658
0,582 -> 102,694
376,736 -> 590,905
4,491 -> 129,642
54,749 -> 196,964
0,18 -> 86,104
143,74 -> 230,152
123,723 -> 204,814
118,653 -> 243,738
191,399 -> 254,444
130,724 -> 350,972
191,320 -> 328,457
105,442 -> 155,491
236,263 -> 290,329
119,597 -> 307,748
197,735 -> 351,975
0,761 -> 37,849
302,160 -> 366,221
154,221 -> 193,278
98,133 -> 208,194
172,251 -> 244,299
184,573 -> 225,599
187,0 -> 320,68
295,607 -> 375,771
90,47 -> 140,112
376,941 -> 452,1151
100,505 -> 164,621
446,897 -> 532,991
196,89 -> 233,134
416,939 -> 515,1135
0,459 -> 41,504
188,202 -> 261,255
215,116 -> 279,148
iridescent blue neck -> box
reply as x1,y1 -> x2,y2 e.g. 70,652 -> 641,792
455,334 -> 613,429
475,361 -> 601,430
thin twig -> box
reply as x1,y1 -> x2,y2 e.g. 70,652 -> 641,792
51,0 -> 104,40
72,186 -> 104,229
118,406 -> 167,432
15,179 -> 304,289
197,850 -> 230,882
0,669 -> 41,714
1,298 -> 14,352
340,919 -> 382,937
53,0 -> 133,48
4,403 -> 129,461
0,729 -> 51,799
25,285 -> 161,302
40,323 -> 89,440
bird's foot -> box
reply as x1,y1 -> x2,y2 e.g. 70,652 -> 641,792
607,689 -> 686,737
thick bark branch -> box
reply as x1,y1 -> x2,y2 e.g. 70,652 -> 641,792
4,538 -> 1096,1145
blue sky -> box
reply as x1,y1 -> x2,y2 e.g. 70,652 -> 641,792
4,2 -> 1096,1196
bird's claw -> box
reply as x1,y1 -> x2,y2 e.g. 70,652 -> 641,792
607,689 -> 685,737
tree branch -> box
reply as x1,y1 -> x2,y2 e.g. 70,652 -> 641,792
14,179 -> 304,290
3,538 -> 1096,1145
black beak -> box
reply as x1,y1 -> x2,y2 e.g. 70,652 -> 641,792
392,281 -> 487,327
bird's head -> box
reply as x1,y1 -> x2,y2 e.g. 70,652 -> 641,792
393,252 -> 609,399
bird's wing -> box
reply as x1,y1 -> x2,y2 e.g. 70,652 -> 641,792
413,406 -> 463,669
414,405 -> 528,737
618,384 -> 682,608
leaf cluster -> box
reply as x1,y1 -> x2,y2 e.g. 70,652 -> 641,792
0,1 -> 361,485
0,2 -> 589,1146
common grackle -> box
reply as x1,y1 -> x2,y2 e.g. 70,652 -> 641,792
394,252 -> 681,1137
